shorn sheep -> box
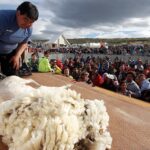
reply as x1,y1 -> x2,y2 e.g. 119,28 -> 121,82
0,76 -> 112,150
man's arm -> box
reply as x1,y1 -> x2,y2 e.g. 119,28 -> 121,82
10,42 -> 28,70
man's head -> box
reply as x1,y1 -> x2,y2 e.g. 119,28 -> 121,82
31,53 -> 37,60
120,81 -> 127,91
44,51 -> 50,58
126,71 -> 136,82
137,74 -> 146,86
16,1 -> 39,29
64,67 -> 70,77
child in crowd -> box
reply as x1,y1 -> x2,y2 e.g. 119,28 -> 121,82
119,81 -> 132,97
63,67 -> 73,79
38,51 -> 52,72
28,53 -> 39,72
50,59 -> 62,74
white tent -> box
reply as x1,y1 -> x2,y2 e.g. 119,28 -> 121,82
43,34 -> 70,50
55,34 -> 70,47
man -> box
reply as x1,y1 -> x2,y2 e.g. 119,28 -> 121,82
137,73 -> 150,101
138,74 -> 150,92
0,1 -> 39,76
126,71 -> 141,98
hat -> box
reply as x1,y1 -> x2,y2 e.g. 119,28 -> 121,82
107,74 -> 115,80
103,73 -> 114,80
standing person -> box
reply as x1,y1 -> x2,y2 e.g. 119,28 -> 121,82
0,1 -> 39,76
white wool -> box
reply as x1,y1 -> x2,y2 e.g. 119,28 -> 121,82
0,76 -> 39,101
0,76 -> 112,150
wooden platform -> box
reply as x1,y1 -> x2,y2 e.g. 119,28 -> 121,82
0,73 -> 150,150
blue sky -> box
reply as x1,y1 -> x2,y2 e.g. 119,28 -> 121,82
1,0 -> 150,40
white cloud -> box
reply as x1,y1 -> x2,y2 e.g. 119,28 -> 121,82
0,0 -> 150,40
32,19 -> 47,35
0,0 -> 19,4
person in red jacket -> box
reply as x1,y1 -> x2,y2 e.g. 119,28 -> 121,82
91,72 -> 104,87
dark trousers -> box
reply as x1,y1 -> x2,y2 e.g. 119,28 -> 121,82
0,50 -> 19,76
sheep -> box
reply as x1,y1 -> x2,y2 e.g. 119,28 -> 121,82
0,76 -> 112,150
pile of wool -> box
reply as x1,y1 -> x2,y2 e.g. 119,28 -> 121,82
0,76 -> 112,150
0,76 -> 39,101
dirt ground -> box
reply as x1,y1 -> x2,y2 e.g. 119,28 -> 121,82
0,73 -> 150,150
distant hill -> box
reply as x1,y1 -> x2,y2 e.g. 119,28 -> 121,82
67,38 -> 150,45
31,39 -> 49,43
31,37 -> 150,45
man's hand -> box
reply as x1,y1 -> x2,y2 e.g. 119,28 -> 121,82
9,42 -> 28,70
9,55 -> 20,70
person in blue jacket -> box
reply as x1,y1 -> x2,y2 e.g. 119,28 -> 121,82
0,1 -> 39,76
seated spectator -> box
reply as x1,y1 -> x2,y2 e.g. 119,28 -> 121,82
56,59 -> 63,70
126,71 -> 141,98
137,74 -> 150,101
144,64 -> 150,78
38,51 -> 52,72
101,73 -> 119,91
101,58 -> 110,73
63,59 -> 69,68
27,53 -> 39,72
91,72 -> 104,87
138,74 -> 150,92
119,81 -> 132,97
79,71 -> 92,84
118,64 -> 127,82
71,67 -> 80,81
50,59 -> 62,74
134,58 -> 144,73
63,67 -> 73,79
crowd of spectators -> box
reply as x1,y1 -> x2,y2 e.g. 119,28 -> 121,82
27,51 -> 150,102
47,44 -> 150,56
